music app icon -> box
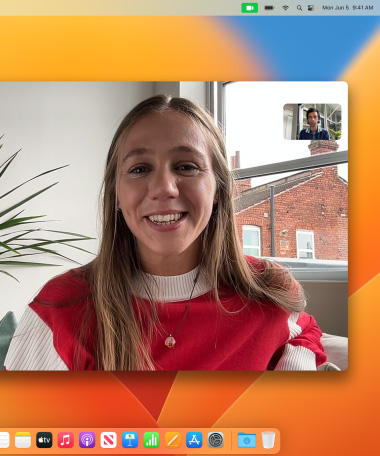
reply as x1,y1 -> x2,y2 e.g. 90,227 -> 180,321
57,432 -> 74,448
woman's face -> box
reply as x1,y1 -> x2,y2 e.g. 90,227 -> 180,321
118,109 -> 217,275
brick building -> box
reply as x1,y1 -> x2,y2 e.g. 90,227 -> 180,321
233,141 -> 348,261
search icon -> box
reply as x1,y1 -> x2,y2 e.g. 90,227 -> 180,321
297,5 -> 302,10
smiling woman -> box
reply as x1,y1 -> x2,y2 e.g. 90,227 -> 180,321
4,95 -> 327,371
118,110 -> 217,276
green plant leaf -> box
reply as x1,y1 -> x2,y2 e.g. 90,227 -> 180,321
0,231 -> 94,253
0,150 -> 20,179
0,237 -> 94,257
0,215 -> 47,231
19,240 -> 95,256
0,241 -> 21,255
0,182 -> 58,218
3,245 -> 81,265
0,229 -> 40,241
1,143 -> 94,282
0,148 -> 19,169
0,260 -> 61,267
8,210 -> 25,220
43,229 -> 95,238
0,165 -> 69,200
58,242 -> 95,255
1,251 -> 46,258
0,269 -> 20,282
24,237 -> 94,246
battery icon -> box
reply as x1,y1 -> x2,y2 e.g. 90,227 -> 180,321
265,5 -> 274,10
241,3 -> 259,13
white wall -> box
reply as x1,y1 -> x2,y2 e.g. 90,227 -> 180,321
1,82 -> 158,320
1,81 -> 209,321
153,81 -> 209,107
225,81 -> 348,177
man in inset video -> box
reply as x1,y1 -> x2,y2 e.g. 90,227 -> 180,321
298,108 -> 330,140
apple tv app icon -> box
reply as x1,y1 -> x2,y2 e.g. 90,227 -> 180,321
36,432 -> 53,448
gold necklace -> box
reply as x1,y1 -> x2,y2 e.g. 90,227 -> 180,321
146,271 -> 199,348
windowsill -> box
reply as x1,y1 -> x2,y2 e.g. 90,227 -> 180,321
263,257 -> 348,283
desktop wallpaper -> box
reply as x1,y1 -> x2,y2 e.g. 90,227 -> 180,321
1,13 -> 380,455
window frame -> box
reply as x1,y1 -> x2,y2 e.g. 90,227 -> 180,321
215,81 -> 348,279
296,230 -> 315,260
215,81 -> 348,180
242,225 -> 261,257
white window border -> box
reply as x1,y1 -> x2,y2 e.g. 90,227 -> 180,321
214,81 -> 347,279
242,225 -> 261,257
215,81 -> 348,179
297,230 -> 315,260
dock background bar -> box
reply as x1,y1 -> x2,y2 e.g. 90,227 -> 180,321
0,428 -> 279,454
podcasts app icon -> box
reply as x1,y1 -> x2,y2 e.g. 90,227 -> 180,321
79,432 -> 96,448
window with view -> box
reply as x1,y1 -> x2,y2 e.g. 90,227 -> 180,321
242,225 -> 261,257
220,81 -> 348,268
297,230 -> 315,259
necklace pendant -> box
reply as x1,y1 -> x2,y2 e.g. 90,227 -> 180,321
165,336 -> 176,348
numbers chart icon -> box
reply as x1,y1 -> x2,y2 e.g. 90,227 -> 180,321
143,432 -> 160,448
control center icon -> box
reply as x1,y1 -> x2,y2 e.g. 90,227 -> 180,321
208,432 -> 224,448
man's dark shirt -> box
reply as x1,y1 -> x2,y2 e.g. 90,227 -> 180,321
298,126 -> 330,140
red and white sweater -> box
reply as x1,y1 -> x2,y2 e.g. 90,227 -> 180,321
5,261 -> 326,371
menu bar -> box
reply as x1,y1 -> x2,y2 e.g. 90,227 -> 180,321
0,1 -> 378,16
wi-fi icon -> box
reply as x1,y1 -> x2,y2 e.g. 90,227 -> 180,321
283,5 -> 289,10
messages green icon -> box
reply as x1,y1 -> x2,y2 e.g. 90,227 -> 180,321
241,3 -> 258,13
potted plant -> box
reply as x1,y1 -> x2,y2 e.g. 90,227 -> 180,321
0,135 -> 94,282
328,128 -> 342,140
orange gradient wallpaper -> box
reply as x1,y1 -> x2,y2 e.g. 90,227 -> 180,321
1,13 -> 380,456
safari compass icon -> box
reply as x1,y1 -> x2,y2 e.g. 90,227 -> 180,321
208,432 -> 224,448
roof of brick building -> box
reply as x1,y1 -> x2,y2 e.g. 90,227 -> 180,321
233,170 -> 323,214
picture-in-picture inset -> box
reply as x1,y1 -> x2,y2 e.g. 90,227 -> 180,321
283,103 -> 342,140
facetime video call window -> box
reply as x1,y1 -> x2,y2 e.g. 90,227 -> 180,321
0,82 -> 347,372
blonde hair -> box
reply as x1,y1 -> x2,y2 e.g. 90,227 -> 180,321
83,95 -> 305,370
